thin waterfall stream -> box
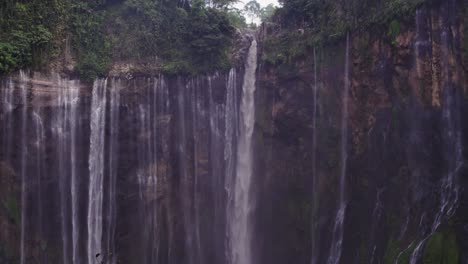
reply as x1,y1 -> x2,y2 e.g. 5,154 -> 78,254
327,33 -> 350,264
19,71 -> 28,264
408,6 -> 463,263
310,47 -> 319,264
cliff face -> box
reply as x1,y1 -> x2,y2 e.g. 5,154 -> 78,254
0,1 -> 467,264
0,71 -> 245,264
255,0 -> 468,263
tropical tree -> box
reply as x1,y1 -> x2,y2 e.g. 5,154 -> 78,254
211,0 -> 238,9
260,3 -> 276,22
227,7 -> 247,28
243,0 -> 261,24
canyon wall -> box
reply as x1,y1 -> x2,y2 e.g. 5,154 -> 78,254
0,1 -> 467,264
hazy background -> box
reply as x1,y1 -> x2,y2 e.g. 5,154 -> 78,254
233,0 -> 279,24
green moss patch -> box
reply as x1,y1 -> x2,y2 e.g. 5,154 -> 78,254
422,230 -> 459,264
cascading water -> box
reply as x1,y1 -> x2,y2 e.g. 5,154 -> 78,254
0,55 -> 241,264
310,47 -> 319,264
176,78 -> 194,264
69,82 -> 81,264
1,78 -> 14,162
369,189 -> 384,263
208,73 -> 229,264
19,71 -> 28,264
327,33 -> 350,264
130,77 -> 166,264
88,79 -> 108,264
53,77 -> 82,264
191,78 -> 203,264
229,38 -> 257,264
32,110 -> 45,258
224,68 -> 238,263
408,6 -> 462,263
105,80 -> 120,264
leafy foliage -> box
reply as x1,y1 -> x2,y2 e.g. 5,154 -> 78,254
70,1 -> 111,80
263,0 -> 429,66
0,0 -> 65,74
423,230 -> 459,264
227,8 -> 248,28
244,0 -> 261,24
109,0 -> 235,75
260,4 -> 276,22
0,0 -> 237,77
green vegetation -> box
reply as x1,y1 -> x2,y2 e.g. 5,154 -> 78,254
1,196 -> 20,225
0,0 -> 238,79
383,239 -> 416,264
260,4 -> 276,22
397,242 -> 417,264
227,8 -> 248,29
108,0 -> 236,76
388,19 -> 401,45
0,246 -> 19,264
383,238 -> 400,264
0,0 -> 67,73
382,228 -> 460,264
262,0 -> 431,65
423,230 -> 459,264
70,1 -> 111,80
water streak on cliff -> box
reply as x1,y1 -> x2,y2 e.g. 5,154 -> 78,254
310,47 -> 319,264
327,33 -> 350,264
19,71 -> 28,264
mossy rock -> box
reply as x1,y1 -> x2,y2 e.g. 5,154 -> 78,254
397,242 -> 417,264
422,230 -> 459,264
1,196 -> 20,224
383,238 -> 400,264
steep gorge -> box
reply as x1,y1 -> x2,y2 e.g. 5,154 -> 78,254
0,0 -> 467,264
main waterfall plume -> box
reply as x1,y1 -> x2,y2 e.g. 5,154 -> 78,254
228,38 -> 258,264
88,79 -> 107,264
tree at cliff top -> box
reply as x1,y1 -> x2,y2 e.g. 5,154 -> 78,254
0,0 -> 237,78
244,0 -> 261,24
0,0 -> 66,73
260,4 -> 277,22
262,0 -> 429,65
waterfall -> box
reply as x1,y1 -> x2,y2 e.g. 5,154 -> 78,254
135,78 -> 165,264
176,78 -> 194,264
69,80 -> 81,264
327,33 -> 350,264
19,71 -> 28,264
88,79 -> 108,264
51,77 -> 82,264
208,74 -> 227,264
105,80 -> 120,264
369,189 -> 384,263
310,47 -> 319,264
190,78 -> 202,264
430,23 -> 461,233
408,7 -> 462,263
146,78 -> 162,263
1,78 -> 14,163
229,38 -> 257,264
32,111 -> 45,258
224,68 -> 238,263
